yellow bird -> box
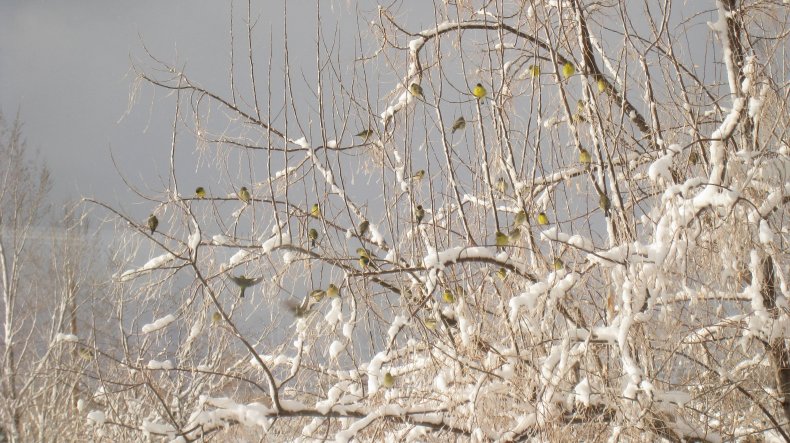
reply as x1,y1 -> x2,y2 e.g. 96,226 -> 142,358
553,258 -> 564,270
597,78 -> 606,93
211,311 -> 222,325
382,372 -> 395,388
308,228 -> 319,247
579,148 -> 592,165
495,231 -> 509,247
529,64 -> 541,78
359,255 -> 371,268
599,193 -> 611,212
472,83 -> 487,99
147,214 -> 159,234
412,170 -> 425,181
562,62 -> 575,79
442,289 -> 455,304
356,247 -> 370,258
424,317 -> 438,330
238,187 -> 251,204
514,210 -> 527,226
409,83 -> 424,99
414,205 -> 425,224
508,228 -> 521,243
310,203 -> 321,218
358,220 -> 369,236
228,275 -> 264,298
309,289 -> 326,302
355,129 -> 374,140
326,284 -> 340,298
451,116 -> 466,134
496,177 -> 508,194
537,212 -> 549,225
195,187 -> 206,198
496,267 -> 508,280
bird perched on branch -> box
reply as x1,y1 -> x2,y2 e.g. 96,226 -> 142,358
195,187 -> 206,198
308,228 -> 319,247
472,83 -> 487,100
228,274 -> 263,298
409,83 -> 424,99
147,214 -> 158,234
562,62 -> 575,79
238,187 -> 251,204
537,212 -> 549,226
310,203 -> 321,218
355,129 -> 374,140
414,205 -> 425,224
358,220 -> 369,236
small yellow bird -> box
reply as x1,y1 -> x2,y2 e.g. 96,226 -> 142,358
451,116 -> 466,134
496,267 -> 508,280
414,205 -> 425,224
147,214 -> 159,234
195,187 -> 206,198
326,284 -> 340,298
412,170 -> 425,181
355,129 -> 374,140
496,177 -> 508,194
562,62 -> 575,79
514,210 -> 527,226
508,228 -> 521,243
78,348 -> 94,361
553,258 -> 564,270
472,83 -> 487,100
309,289 -> 326,302
537,212 -> 549,225
211,311 -> 222,325
599,193 -> 611,212
358,220 -> 369,236
238,187 -> 251,204
495,231 -> 509,247
359,255 -> 371,269
382,372 -> 395,388
442,289 -> 455,304
308,228 -> 319,247
424,317 -> 437,330
310,203 -> 321,218
356,247 -> 370,258
529,64 -> 541,78
689,151 -> 699,165
597,77 -> 606,93
409,83 -> 424,99
579,148 -> 592,165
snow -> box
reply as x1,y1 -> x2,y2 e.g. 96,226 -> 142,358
87,410 -> 106,426
574,377 -> 591,405
759,219 -> 774,244
228,249 -> 249,266
141,314 -> 176,334
329,340 -> 345,360
147,359 -> 174,370
55,333 -> 78,343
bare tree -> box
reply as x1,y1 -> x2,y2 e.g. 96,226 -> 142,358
88,1 -> 789,441
0,113 -> 108,442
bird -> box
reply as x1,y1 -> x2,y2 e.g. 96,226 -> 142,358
451,116 -> 466,133
356,247 -> 370,258
472,83 -> 487,99
382,372 -> 395,388
579,148 -> 592,166
599,193 -> 611,213
689,151 -> 699,165
495,231 -> 509,248
496,267 -> 508,280
310,203 -> 321,218
308,228 -> 319,247
409,83 -> 424,99
514,210 -> 527,226
562,62 -> 575,79
147,214 -> 158,234
326,284 -> 340,298
211,311 -> 222,325
309,289 -> 326,302
238,187 -> 251,204
496,177 -> 508,194
412,170 -> 425,181
228,274 -> 264,298
529,64 -> 541,78
359,255 -> 371,269
358,220 -> 369,236
355,129 -> 374,140
537,212 -> 549,225
597,77 -> 606,93
553,258 -> 564,271
508,228 -> 521,243
195,187 -> 206,198
414,205 -> 425,224
284,296 -> 315,318
78,348 -> 94,361
424,317 -> 438,330
442,289 -> 455,304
